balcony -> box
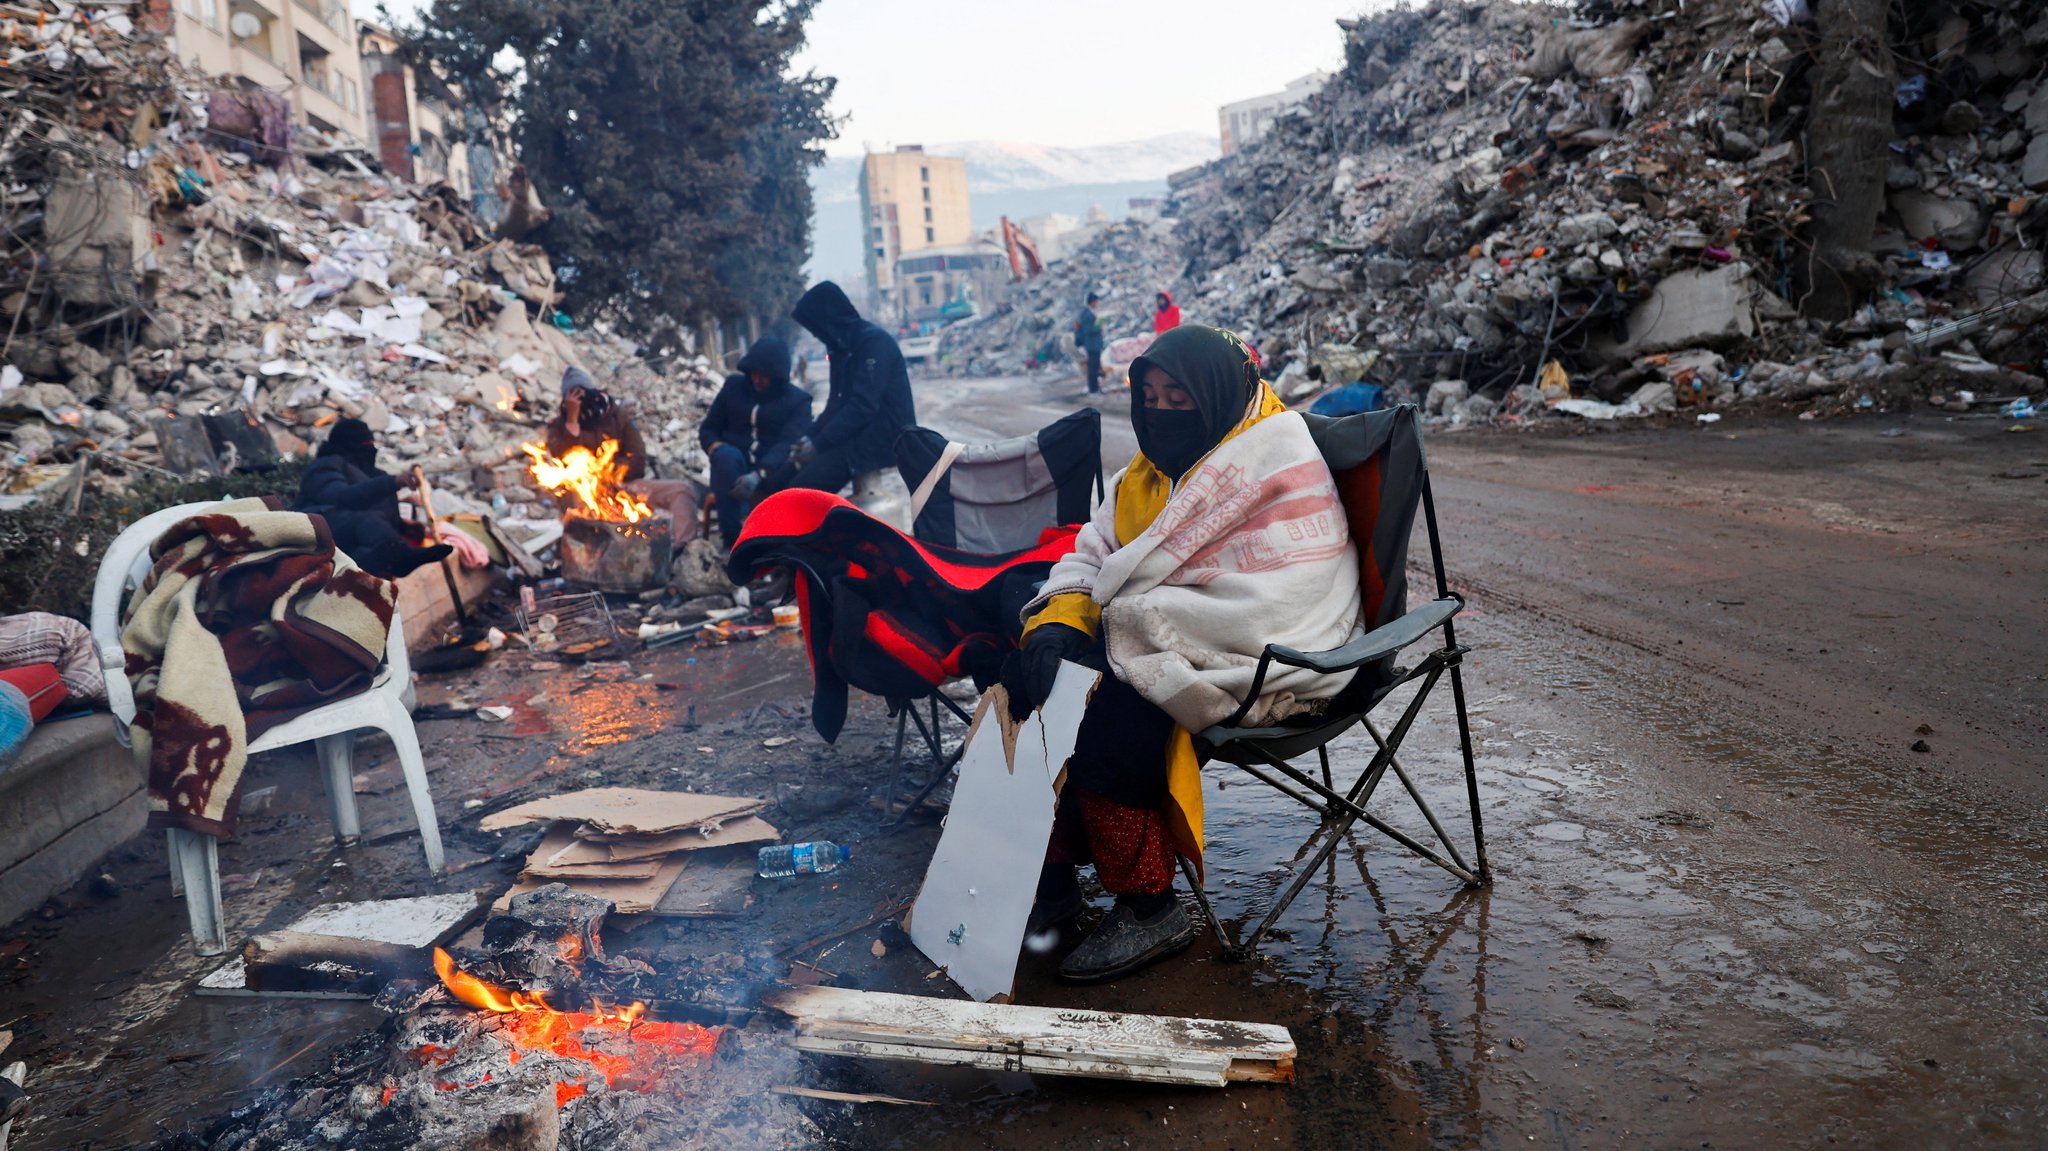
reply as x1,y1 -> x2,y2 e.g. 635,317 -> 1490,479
291,0 -> 347,38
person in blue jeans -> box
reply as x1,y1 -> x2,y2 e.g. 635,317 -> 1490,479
698,337 -> 813,547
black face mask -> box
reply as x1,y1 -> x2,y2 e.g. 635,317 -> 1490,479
1134,407 -> 1214,480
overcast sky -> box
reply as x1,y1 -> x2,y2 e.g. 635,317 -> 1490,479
359,0 -> 1371,152
797,0 -> 1369,153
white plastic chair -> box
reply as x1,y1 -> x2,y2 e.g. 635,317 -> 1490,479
89,501 -> 445,955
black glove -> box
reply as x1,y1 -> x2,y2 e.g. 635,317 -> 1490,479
731,470 -> 764,499
1000,623 -> 1093,722
787,437 -> 814,469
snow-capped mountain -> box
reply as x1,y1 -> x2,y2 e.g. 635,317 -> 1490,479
811,132 -> 1219,205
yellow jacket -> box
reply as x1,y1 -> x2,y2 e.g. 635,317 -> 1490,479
1022,382 -> 1289,874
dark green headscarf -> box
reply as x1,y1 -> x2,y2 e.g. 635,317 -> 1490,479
1128,325 -> 1260,478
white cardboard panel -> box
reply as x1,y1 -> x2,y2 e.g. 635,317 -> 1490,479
909,661 -> 1098,1002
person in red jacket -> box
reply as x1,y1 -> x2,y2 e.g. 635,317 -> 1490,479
1152,290 -> 1181,334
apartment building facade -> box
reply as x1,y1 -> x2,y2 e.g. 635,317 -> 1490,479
163,0 -> 368,141
357,22 -> 471,195
1218,70 -> 1331,157
858,145 -> 971,319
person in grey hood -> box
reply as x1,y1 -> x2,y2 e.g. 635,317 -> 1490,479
784,282 -> 917,494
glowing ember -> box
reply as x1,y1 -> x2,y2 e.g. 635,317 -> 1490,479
494,382 -> 520,412
431,948 -> 719,1103
522,438 -> 652,523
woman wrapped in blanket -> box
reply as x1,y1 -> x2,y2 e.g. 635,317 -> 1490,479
1002,325 -> 1364,981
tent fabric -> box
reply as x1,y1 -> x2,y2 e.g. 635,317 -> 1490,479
728,489 -> 1080,741
894,408 -> 1102,552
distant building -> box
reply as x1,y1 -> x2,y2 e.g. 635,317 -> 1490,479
160,0 -> 368,141
357,23 -> 471,195
1218,71 -> 1331,156
860,146 -> 972,317
893,242 -> 1010,329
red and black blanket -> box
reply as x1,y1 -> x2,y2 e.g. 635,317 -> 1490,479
121,497 -> 396,837
727,489 -> 1080,741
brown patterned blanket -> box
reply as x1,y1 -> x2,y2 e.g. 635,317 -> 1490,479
120,497 -> 396,837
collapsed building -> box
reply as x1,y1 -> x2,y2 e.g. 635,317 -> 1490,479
947,0 -> 2048,424
1,1 -> 724,522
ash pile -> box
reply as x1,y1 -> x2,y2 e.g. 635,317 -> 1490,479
155,886 -> 805,1151
935,219 -> 1183,377
0,0 -> 724,513
1164,0 -> 2048,423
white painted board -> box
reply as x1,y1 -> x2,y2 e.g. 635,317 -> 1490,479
908,661 -> 1098,1002
197,891 -> 484,998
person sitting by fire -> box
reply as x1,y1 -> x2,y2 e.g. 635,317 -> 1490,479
1003,325 -> 1363,982
295,417 -> 453,580
783,281 -> 917,496
544,364 -> 701,540
698,336 -> 812,548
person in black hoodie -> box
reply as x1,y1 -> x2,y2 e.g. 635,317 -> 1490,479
698,336 -> 812,545
295,418 -> 451,579
784,282 -> 917,494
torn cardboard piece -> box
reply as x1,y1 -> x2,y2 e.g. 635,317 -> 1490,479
908,662 -> 1099,1002
575,815 -> 781,858
479,787 -> 766,835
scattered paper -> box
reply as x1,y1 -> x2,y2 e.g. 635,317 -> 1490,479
763,736 -> 795,748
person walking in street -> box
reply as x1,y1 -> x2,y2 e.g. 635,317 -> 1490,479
1002,325 -> 1362,982
785,281 -> 917,494
698,337 -> 812,547
1153,289 -> 1181,334
1074,291 -> 1106,394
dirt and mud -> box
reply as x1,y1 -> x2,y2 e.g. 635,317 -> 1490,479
1,372 -> 2042,1149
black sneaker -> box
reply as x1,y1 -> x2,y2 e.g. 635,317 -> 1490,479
1056,900 -> 1195,982
1026,871 -> 1088,937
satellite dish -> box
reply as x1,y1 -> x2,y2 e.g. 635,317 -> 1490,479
229,12 -> 261,38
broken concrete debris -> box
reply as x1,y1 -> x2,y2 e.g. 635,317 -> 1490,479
2,0 -> 724,519
940,0 -> 2047,426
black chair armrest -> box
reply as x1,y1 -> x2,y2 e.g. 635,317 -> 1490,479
1263,596 -> 1461,675
1217,596 -> 1462,727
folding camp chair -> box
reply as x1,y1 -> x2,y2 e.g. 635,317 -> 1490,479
885,409 -> 1102,811
1178,403 -> 1489,959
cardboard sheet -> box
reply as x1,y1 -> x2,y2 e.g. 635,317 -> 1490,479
479,787 -> 766,835
520,824 -> 663,880
908,662 -> 1099,1002
648,849 -> 757,917
495,850 -> 693,915
583,816 -> 781,860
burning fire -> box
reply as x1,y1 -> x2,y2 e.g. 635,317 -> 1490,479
493,382 -> 520,412
521,438 -> 652,523
430,947 -> 719,1105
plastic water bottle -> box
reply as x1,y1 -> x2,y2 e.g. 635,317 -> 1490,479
757,841 -> 851,878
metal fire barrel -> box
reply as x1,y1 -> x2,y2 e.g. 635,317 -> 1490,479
559,510 -> 673,593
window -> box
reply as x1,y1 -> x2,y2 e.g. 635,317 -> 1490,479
920,287 -> 932,306
922,207 -> 932,223
924,227 -> 934,242
874,247 -> 886,259
920,166 -> 929,181
872,226 -> 883,241
922,187 -> 930,202
341,75 -> 358,112
201,0 -> 218,26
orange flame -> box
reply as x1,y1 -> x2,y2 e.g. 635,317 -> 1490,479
430,948 -> 719,1103
521,438 -> 652,523
494,383 -> 520,412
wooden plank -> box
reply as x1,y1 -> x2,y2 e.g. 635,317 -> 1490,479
907,663 -> 1097,1002
241,931 -> 422,994
766,986 -> 1295,1087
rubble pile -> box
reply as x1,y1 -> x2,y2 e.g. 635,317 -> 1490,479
1162,0 -> 2048,423
1,0 -> 724,516
935,220 -> 1183,376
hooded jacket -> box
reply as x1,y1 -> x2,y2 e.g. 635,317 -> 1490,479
698,336 -> 814,472
544,372 -> 649,480
792,282 -> 917,474
297,423 -> 401,519
1153,290 -> 1181,334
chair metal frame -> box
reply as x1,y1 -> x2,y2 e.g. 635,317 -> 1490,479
1182,469 -> 1490,960
89,501 -> 445,956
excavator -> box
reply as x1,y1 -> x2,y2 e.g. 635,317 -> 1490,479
1000,215 -> 1043,282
